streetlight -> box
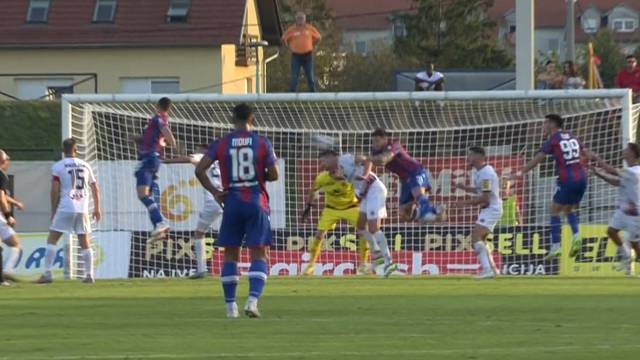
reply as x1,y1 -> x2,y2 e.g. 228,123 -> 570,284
248,40 -> 269,94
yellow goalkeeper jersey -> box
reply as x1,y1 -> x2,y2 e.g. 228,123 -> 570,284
313,171 -> 358,210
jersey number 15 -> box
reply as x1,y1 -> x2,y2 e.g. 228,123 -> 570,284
68,168 -> 85,190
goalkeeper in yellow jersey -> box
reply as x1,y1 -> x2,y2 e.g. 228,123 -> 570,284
301,150 -> 371,275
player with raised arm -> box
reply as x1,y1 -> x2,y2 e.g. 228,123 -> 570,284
452,147 -> 502,279
370,128 -> 444,223
0,150 -> 22,283
514,114 -> 587,259
135,97 -> 177,241
37,139 -> 101,284
195,103 -> 278,318
164,144 -> 224,279
591,143 -> 640,275
301,149 -> 371,276
328,152 -> 397,277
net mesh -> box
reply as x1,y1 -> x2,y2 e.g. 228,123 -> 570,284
64,93 -> 637,278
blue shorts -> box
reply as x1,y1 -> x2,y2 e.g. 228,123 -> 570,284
553,179 -> 587,205
399,170 -> 431,205
135,154 -> 160,188
217,199 -> 272,248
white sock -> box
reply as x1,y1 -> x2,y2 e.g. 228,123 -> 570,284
45,244 -> 57,275
622,241 -> 632,259
82,248 -> 94,279
194,238 -> 206,273
361,230 -> 379,253
373,231 -> 391,266
473,242 -> 491,274
4,246 -> 20,273
247,296 -> 258,307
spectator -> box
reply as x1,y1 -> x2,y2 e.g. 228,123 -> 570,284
561,61 -> 585,89
415,62 -> 445,91
536,60 -> 561,89
615,55 -> 640,99
282,12 -> 321,92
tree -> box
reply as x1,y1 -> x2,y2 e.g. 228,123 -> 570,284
394,0 -> 512,69
266,0 -> 343,92
591,29 -> 625,88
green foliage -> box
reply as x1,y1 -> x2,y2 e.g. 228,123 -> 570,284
394,0 -> 512,69
0,101 -> 61,160
591,29 -> 625,88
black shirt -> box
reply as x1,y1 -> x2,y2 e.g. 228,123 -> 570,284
0,169 -> 8,194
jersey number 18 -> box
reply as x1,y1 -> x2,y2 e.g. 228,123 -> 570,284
229,148 -> 255,182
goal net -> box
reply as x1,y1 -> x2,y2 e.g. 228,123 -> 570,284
61,90 -> 637,279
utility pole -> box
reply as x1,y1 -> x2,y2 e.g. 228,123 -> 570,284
566,0 -> 576,62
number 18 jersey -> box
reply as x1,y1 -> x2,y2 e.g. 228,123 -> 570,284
540,131 -> 587,184
51,157 -> 97,214
207,130 -> 277,212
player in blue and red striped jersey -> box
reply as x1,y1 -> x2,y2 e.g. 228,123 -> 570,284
370,128 -> 444,223
515,114 -> 588,259
195,103 -> 279,319
135,97 -> 177,240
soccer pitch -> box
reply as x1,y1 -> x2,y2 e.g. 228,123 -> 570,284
1,278 -> 639,360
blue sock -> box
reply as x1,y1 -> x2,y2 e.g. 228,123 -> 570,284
221,262 -> 239,304
417,194 -> 433,214
567,212 -> 579,237
248,259 -> 268,300
151,181 -> 161,204
550,216 -> 562,245
141,196 -> 163,227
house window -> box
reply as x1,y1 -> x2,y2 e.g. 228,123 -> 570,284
509,25 -> 516,33
93,0 -> 117,23
167,0 -> 190,23
15,78 -> 73,100
547,38 -> 559,53
393,21 -> 407,38
27,0 -> 50,23
120,78 -> 180,94
582,18 -> 599,33
612,18 -> 637,32
355,41 -> 367,54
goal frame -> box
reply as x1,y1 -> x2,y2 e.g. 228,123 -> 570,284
60,89 -> 635,279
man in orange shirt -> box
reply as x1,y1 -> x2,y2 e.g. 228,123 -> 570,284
282,12 -> 321,92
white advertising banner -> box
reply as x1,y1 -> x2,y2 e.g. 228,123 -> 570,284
97,159 -> 286,232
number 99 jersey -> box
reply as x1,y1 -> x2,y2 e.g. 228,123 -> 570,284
51,157 -> 97,214
540,131 -> 588,205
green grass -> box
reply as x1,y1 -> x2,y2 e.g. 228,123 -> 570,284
1,277 -> 639,360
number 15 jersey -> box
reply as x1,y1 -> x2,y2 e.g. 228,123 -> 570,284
207,130 -> 277,213
51,158 -> 97,214
540,131 -> 587,184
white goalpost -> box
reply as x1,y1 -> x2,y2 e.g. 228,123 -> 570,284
61,90 -> 637,279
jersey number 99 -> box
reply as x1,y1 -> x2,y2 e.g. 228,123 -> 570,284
229,148 -> 255,182
559,139 -> 580,161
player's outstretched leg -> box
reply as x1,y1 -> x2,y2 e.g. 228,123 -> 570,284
221,247 -> 240,318
245,247 -> 268,318
303,232 -> 325,276
357,236 -> 371,275
190,230 -> 210,279
0,247 -> 8,287
608,226 -> 633,275
137,175 -> 168,240
567,210 -> 582,257
546,213 -> 563,260
372,230 -> 396,277
78,234 -> 94,283
1,238 -> 21,282
37,231 -> 64,284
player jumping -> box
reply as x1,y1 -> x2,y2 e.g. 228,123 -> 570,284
38,139 -> 101,284
136,97 -> 177,240
0,150 -> 22,283
370,128 -> 444,223
301,149 -> 371,276
195,103 -> 279,318
591,143 -> 640,275
164,144 -> 224,279
515,114 -> 587,259
452,147 -> 502,279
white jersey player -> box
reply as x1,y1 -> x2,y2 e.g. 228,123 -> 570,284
0,149 -> 25,284
38,139 -> 101,284
164,144 -> 223,279
337,153 -> 397,277
592,143 -> 640,276
453,147 -> 502,279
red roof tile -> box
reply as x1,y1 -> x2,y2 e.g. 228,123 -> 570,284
326,0 -> 414,31
0,0 -> 247,48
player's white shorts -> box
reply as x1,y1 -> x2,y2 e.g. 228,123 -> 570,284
50,212 -> 91,235
196,198 -> 223,233
475,208 -> 503,233
0,220 -> 16,242
609,209 -> 640,242
359,180 -> 388,220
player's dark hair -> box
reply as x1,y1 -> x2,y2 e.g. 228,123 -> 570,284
62,138 -> 77,154
157,97 -> 171,111
468,146 -> 486,156
545,114 -> 564,128
372,128 -> 388,138
626,54 -> 636,60
233,103 -> 254,123
629,143 -> 640,159
318,149 -> 338,158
